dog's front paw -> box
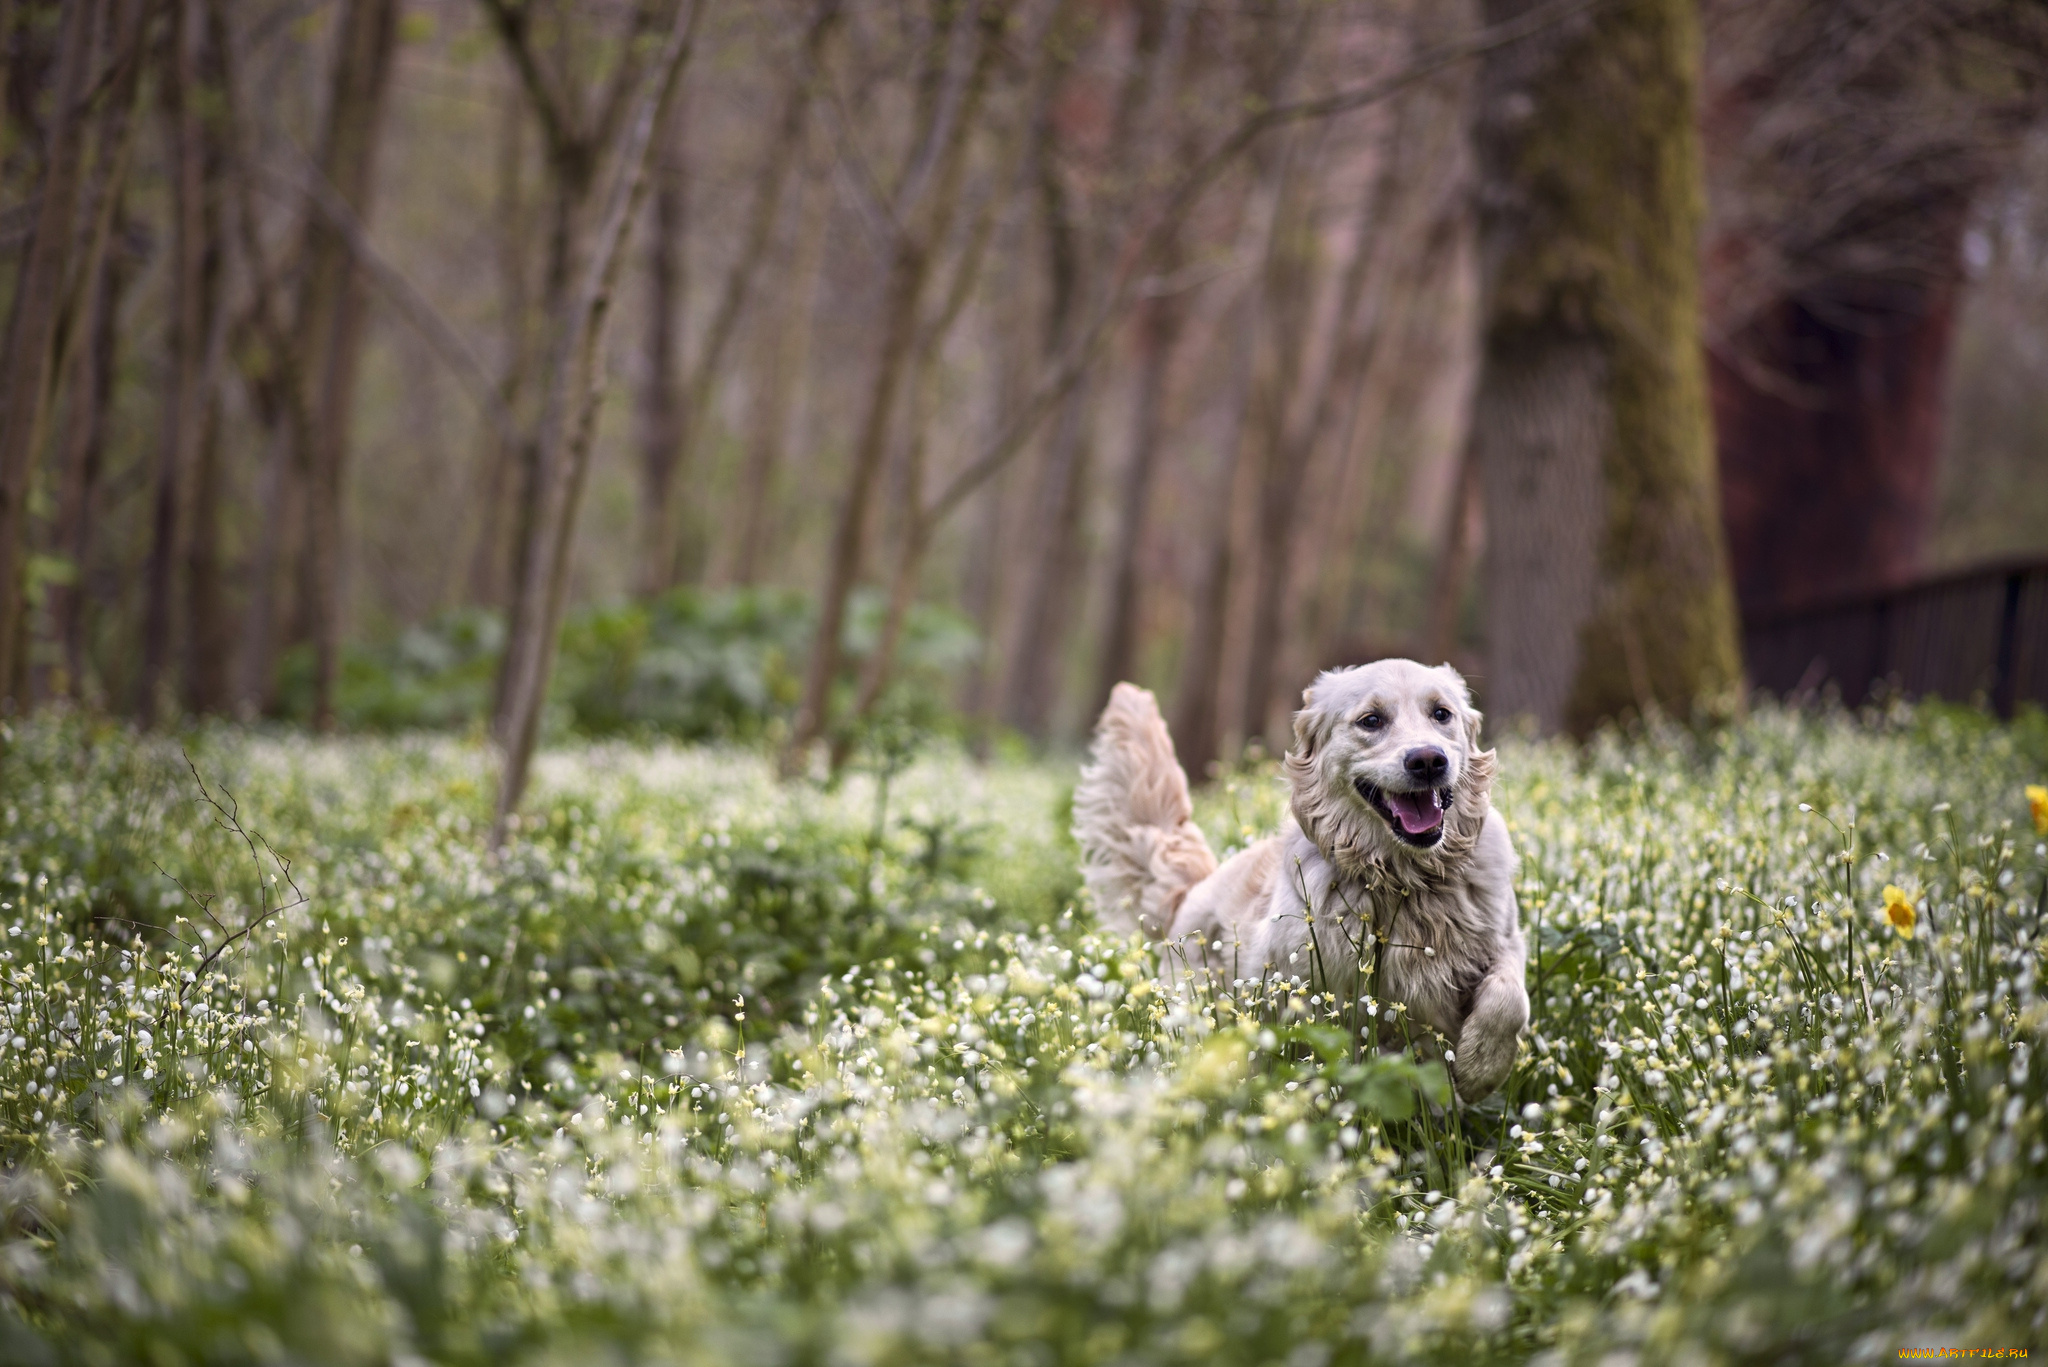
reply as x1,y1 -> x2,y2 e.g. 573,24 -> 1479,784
1453,972 -> 1529,1102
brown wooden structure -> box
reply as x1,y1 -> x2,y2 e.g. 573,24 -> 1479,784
1743,559 -> 2048,717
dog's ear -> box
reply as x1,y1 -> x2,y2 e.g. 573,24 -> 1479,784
1284,684 -> 1329,806
1438,663 -> 1483,753
1289,683 -> 1325,761
1284,683 -> 1336,849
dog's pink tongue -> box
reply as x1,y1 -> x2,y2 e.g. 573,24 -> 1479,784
1387,790 -> 1442,835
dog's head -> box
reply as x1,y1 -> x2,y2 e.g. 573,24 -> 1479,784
1283,659 -> 1496,879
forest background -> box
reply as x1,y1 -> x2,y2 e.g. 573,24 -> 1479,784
3,0 -> 2047,817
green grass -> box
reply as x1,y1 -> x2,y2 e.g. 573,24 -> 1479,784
0,702 -> 2043,1364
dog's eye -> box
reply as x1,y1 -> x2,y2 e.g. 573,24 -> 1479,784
1431,706 -> 1453,724
1357,712 -> 1384,731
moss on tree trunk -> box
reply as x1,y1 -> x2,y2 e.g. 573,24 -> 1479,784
1471,0 -> 1739,734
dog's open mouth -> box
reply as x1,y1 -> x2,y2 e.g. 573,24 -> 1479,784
1355,779 -> 1453,847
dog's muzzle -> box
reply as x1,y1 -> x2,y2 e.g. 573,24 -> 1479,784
1355,777 -> 1454,848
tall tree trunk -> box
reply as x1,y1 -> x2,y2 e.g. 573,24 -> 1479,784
644,0 -> 839,593
998,379 -> 1090,737
724,171 -> 828,587
1171,108 -> 1301,777
1236,138 -> 1338,747
1424,443 -> 1481,661
1470,0 -> 1738,734
36,0 -> 145,705
957,462 -> 1010,757
835,182 -> 1009,765
0,0 -> 99,708
209,0 -> 308,718
182,348 -> 229,714
786,244 -> 925,758
1294,39 -> 1478,676
1092,274 -> 1182,707
181,19 -> 231,716
493,0 -> 703,840
481,0 -> 623,743
958,194 -> 1039,752
236,415 -> 303,715
140,0 -> 209,726
297,0 -> 399,731
785,243 -> 927,765
489,177 -> 594,743
1171,283 -> 1264,782
784,6 -> 1001,769
44,219 -> 122,703
999,0 -> 1182,741
998,65 -> 1090,740
635,132 -> 686,596
464,79 -> 533,611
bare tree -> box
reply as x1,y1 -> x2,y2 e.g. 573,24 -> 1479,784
1089,0 -> 1192,713
461,77 -> 536,614
223,38 -> 305,717
140,0 -> 219,726
635,0 -> 844,594
180,8 -> 235,717
37,0 -> 148,704
1234,124 -> 1335,750
479,0 -> 675,739
1172,139 -> 1297,781
1242,8 -> 1479,741
815,3 -> 1582,761
492,0 -> 705,840
1295,17 -> 1478,681
1091,243 -> 1184,708
783,0 -> 1008,770
636,97 -> 688,596
722,167 -> 831,587
44,232 -> 124,703
996,0 -> 1093,739
0,0 -> 102,707
833,163 -> 1011,768
294,0 -> 401,729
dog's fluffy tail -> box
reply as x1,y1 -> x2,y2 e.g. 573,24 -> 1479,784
1072,683 -> 1217,938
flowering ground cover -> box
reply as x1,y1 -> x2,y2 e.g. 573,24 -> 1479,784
0,704 -> 2043,1365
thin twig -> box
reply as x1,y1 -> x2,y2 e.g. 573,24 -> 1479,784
155,753 -> 309,1013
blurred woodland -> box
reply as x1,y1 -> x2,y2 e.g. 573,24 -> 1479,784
2,0 -> 2047,813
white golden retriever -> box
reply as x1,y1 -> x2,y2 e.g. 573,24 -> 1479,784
1072,659 -> 1528,1101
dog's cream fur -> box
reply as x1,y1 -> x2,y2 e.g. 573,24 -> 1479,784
1073,660 -> 1529,1101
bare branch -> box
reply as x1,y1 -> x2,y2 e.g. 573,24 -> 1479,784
683,0 -> 845,421
255,147 -> 522,452
477,0 -> 582,169
922,0 -> 1597,528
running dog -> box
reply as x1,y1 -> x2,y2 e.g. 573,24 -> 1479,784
1071,659 -> 1527,1101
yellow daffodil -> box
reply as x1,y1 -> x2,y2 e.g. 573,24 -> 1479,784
1880,885 -> 1916,940
2028,784 -> 2048,836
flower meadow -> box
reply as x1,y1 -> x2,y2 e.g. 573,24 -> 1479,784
0,704 -> 2044,1365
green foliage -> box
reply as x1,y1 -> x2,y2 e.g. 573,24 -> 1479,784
554,586 -> 812,741
271,586 -> 982,744
0,702 -> 2044,1363
274,609 -> 504,733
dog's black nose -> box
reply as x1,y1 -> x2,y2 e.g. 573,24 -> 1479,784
1404,747 -> 1448,782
